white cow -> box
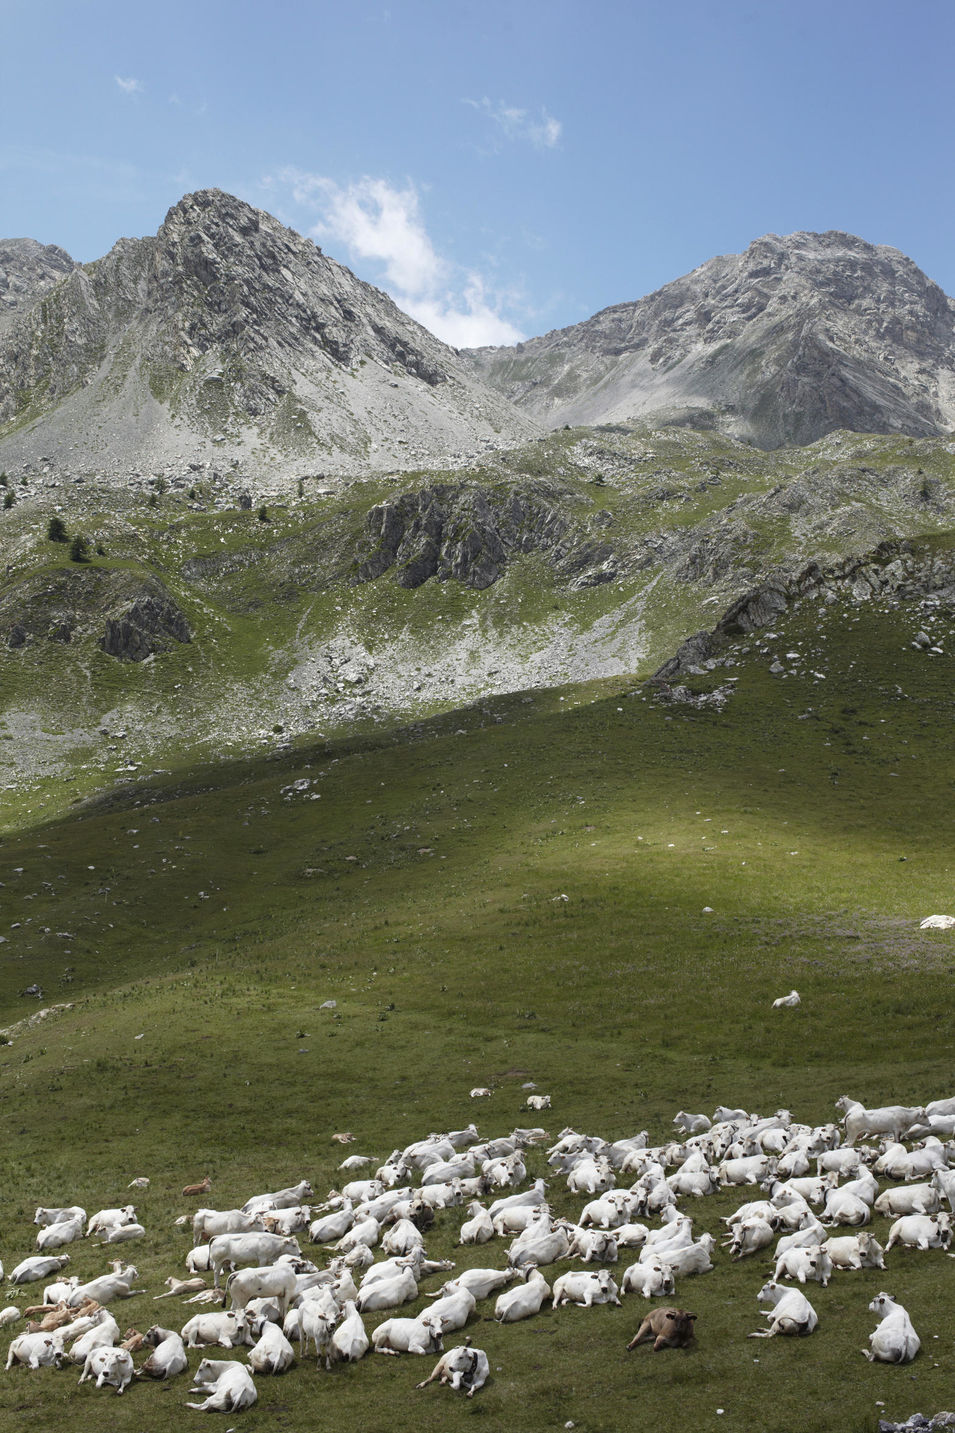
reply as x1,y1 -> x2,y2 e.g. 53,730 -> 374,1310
416,1342 -> 490,1397
10,1254 -> 71,1285
248,1320 -> 296,1374
664,1235 -> 717,1278
227,1263 -> 298,1315
884,1212 -> 953,1252
863,1292 -> 920,1363
193,1208 -> 265,1242
494,1267 -> 550,1322
186,1358 -> 258,1411
507,1220 -> 571,1270
301,1303 -> 335,1368
772,1244 -> 832,1286
180,1311 -> 242,1348
6,1332 -> 64,1369
355,1267 -> 418,1313
748,1281 -> 817,1338
726,1217 -> 776,1259
424,1284 -> 477,1333
137,1326 -> 188,1379
621,1260 -> 675,1299
67,1267 -> 142,1306
68,1313 -> 121,1364
308,1202 -> 355,1244
772,990 -> 801,1008
459,1202 -> 495,1244
673,1112 -> 712,1136
551,1269 -> 620,1308
242,1180 -> 313,1215
330,1301 -> 369,1362
34,1205 -> 86,1229
86,1206 -> 137,1238
822,1233 -> 885,1271
874,1183 -> 940,1218
441,1268 -> 517,1301
567,1227 -> 618,1263
835,1097 -> 925,1146
371,1316 -> 444,1356
36,1217 -> 84,1250
77,1346 -> 134,1394
208,1232 -> 300,1286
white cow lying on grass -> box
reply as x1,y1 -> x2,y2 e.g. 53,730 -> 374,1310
821,1233 -> 885,1271
137,1326 -> 188,1379
884,1212 -> 953,1251
863,1292 -> 920,1363
77,1346 -> 134,1394
6,1331 -> 64,1369
748,1281 -> 818,1338
185,1358 -> 258,1411
551,1269 -> 620,1308
494,1267 -> 550,1322
371,1316 -> 444,1356
772,1244 -> 832,1286
621,1260 -> 675,1299
416,1342 -> 489,1397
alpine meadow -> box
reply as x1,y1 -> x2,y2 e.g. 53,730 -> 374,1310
0,191 -> 953,1433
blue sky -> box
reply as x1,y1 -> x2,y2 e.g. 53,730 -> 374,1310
2,0 -> 953,346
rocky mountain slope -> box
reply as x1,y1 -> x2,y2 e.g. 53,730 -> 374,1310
1,419 -> 952,824
465,231 -> 955,450
0,238 -> 77,339
0,190 -> 535,484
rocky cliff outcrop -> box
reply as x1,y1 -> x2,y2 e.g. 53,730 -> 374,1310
465,231 -> 955,449
0,566 -> 191,660
353,480 -> 617,589
100,591 -> 192,661
652,540 -> 955,681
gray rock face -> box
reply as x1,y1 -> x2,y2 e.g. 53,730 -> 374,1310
0,190 -> 535,481
0,238 -> 76,338
100,593 -> 192,661
0,566 -> 191,660
465,231 -> 955,449
652,540 -> 955,681
353,481 -> 617,590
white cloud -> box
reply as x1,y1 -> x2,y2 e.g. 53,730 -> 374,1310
114,75 -> 143,96
270,169 -> 523,348
466,98 -> 562,150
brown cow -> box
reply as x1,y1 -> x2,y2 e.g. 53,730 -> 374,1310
182,1176 -> 212,1197
627,1307 -> 697,1352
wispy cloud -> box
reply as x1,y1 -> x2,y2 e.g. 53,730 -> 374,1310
267,169 -> 524,348
114,75 -> 143,96
466,98 -> 562,150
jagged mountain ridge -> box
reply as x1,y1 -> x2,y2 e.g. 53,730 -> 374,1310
0,190 -> 535,482
0,238 -> 77,339
464,230 -> 955,450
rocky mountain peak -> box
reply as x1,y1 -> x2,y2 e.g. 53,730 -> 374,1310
466,230 -> 955,449
0,190 -> 535,483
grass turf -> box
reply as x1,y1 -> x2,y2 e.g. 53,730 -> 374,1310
0,591 -> 952,1432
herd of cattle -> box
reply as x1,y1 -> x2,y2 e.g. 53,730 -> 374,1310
2,1091 -> 954,1409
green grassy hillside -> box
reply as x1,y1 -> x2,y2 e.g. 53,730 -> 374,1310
1,422 -> 952,828
0,587 -> 952,1432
